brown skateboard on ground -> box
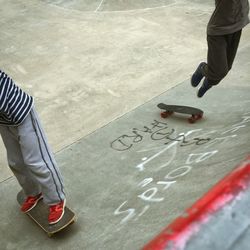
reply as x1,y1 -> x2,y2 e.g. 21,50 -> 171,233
157,103 -> 203,123
17,190 -> 76,237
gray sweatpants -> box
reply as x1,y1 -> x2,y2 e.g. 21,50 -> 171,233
0,107 -> 65,205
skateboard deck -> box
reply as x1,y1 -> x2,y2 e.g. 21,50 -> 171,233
17,190 -> 76,237
157,103 -> 203,123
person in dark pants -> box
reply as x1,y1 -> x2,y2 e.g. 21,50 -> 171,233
191,0 -> 249,97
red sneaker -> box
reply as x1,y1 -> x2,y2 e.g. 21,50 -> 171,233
48,200 -> 66,225
21,193 -> 43,213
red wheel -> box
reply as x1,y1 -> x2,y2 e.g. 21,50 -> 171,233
197,113 -> 203,119
160,111 -> 173,118
193,114 -> 203,120
188,117 -> 195,123
161,112 -> 168,118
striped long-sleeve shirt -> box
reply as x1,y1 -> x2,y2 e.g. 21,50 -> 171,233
0,69 -> 33,126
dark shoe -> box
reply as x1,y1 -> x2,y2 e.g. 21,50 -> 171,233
197,78 -> 212,98
191,62 -> 206,87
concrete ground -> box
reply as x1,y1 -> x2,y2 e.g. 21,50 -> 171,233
0,0 -> 250,249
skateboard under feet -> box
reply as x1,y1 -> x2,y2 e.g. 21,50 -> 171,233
17,190 -> 76,237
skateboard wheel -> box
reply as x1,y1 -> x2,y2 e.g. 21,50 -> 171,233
160,111 -> 173,118
160,112 -> 168,118
188,118 -> 195,123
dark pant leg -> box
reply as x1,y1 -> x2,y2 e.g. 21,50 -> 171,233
205,35 -> 228,85
203,30 -> 242,85
226,30 -> 242,70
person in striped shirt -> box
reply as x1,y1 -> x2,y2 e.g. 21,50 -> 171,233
0,69 -> 66,225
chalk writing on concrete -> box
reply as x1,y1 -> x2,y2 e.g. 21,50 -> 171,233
110,120 -> 211,152
114,150 -> 217,224
134,129 -> 204,172
113,112 -> 250,224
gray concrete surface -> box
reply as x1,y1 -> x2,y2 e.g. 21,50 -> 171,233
184,184 -> 250,250
1,43 -> 250,249
0,0 -> 227,180
1,0 -> 249,180
0,1 -> 250,250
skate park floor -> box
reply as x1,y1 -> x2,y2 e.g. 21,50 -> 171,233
0,1 -> 250,250
1,64 -> 250,250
